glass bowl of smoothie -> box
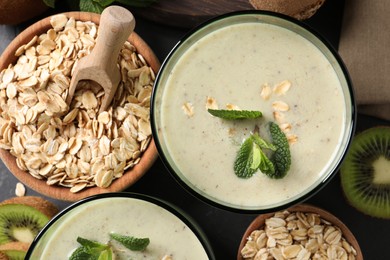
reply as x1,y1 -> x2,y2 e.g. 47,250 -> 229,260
25,193 -> 215,259
151,11 -> 356,212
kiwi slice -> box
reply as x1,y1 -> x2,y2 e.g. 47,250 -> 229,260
0,196 -> 58,219
0,242 -> 29,260
340,126 -> 390,219
0,203 -> 50,244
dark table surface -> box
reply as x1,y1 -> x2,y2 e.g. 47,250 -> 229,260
1,0 -> 389,259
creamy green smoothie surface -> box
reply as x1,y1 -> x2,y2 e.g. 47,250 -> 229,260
39,198 -> 209,259
159,21 -> 350,209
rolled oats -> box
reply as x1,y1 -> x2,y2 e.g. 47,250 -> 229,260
272,101 -> 290,112
182,102 -> 194,117
260,83 -> 272,100
0,15 -> 154,192
273,80 -> 291,95
15,182 -> 26,197
241,210 -> 358,260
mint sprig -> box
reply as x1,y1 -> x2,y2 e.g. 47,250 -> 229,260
207,109 -> 262,120
69,233 -> 150,260
233,124 -> 291,179
69,237 -> 112,260
234,133 -> 276,178
110,233 -> 150,251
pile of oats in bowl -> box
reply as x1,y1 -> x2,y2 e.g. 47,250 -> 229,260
241,210 -> 358,260
0,14 -> 154,193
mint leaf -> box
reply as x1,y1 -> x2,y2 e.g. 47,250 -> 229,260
110,233 -> 150,251
268,122 -> 291,178
250,144 -> 261,170
252,133 -> 276,151
79,0 -> 105,13
234,137 -> 258,178
97,0 -> 116,6
97,248 -> 113,260
69,237 -> 112,260
208,109 -> 262,120
76,237 -> 109,251
258,149 -> 275,175
69,247 -> 93,260
234,132 -> 280,178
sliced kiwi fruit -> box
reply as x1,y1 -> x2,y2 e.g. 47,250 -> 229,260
340,126 -> 390,219
0,196 -> 58,219
0,196 -> 58,245
0,242 -> 29,260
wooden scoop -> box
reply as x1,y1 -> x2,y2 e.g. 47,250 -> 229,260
66,6 -> 135,113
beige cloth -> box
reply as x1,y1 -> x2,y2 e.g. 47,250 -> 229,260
338,0 -> 390,120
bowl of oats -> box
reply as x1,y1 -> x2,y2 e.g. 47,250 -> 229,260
0,8 -> 160,201
26,192 -> 215,259
238,204 -> 363,260
151,11 -> 355,212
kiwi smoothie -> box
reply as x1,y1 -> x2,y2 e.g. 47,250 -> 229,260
37,197 -> 209,259
157,20 -> 352,209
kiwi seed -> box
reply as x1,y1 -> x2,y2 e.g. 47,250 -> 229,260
0,204 -> 50,245
340,126 -> 390,219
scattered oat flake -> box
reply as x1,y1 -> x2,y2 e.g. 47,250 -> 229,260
273,80 -> 291,95
260,83 -> 272,100
287,134 -> 298,145
226,103 -> 240,110
15,182 -> 26,197
273,111 -> 285,123
272,101 -> 290,111
182,102 -> 194,117
279,123 -> 292,133
206,96 -> 218,109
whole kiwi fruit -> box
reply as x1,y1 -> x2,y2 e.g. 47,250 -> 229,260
0,0 -> 48,25
340,127 -> 390,219
0,196 -> 58,245
249,0 -> 326,20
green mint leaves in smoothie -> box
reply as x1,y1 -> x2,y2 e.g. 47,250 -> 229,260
69,237 -> 112,260
207,109 -> 262,120
234,124 -> 291,179
207,106 -> 291,178
110,233 -> 150,251
234,133 -> 276,178
268,122 -> 291,179
69,234 -> 150,260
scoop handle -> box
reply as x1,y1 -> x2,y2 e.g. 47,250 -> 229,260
90,6 -> 135,69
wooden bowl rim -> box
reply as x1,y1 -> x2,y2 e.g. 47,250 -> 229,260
0,11 -> 160,201
237,203 -> 363,260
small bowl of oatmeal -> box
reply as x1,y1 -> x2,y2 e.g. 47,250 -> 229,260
238,204 -> 363,260
0,9 -> 160,201
26,192 -> 215,259
151,11 -> 355,212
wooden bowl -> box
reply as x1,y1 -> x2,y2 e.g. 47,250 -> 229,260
237,204 -> 363,260
0,11 -> 160,201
